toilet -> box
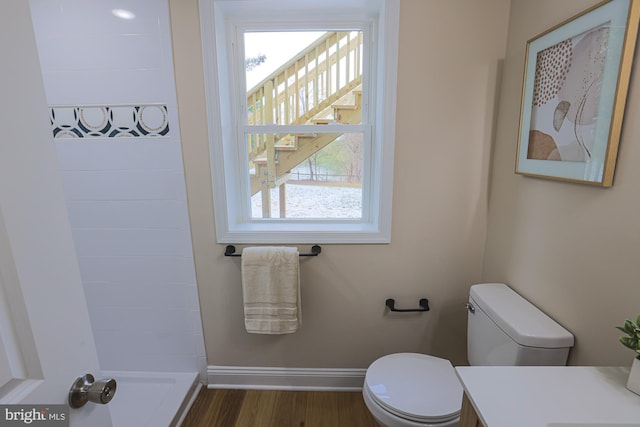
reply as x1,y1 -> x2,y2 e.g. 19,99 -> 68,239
363,283 -> 574,427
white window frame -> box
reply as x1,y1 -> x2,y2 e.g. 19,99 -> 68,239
199,0 -> 399,244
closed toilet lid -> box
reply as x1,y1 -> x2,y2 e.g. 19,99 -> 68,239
365,353 -> 462,423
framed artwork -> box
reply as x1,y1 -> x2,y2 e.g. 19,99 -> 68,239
515,0 -> 640,186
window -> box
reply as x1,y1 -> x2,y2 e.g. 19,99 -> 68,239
200,0 -> 399,243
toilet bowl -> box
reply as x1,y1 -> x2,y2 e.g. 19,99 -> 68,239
363,283 -> 575,427
362,353 -> 462,427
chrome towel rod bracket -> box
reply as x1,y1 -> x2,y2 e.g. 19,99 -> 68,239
224,245 -> 322,257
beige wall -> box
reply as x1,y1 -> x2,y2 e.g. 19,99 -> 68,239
483,0 -> 640,366
170,0 -> 509,369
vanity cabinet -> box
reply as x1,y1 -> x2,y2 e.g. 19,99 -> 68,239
460,393 -> 485,427
456,366 -> 640,427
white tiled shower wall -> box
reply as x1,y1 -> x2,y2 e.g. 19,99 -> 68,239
29,0 -> 206,378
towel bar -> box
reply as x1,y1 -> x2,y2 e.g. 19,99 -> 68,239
224,245 -> 322,257
385,298 -> 430,312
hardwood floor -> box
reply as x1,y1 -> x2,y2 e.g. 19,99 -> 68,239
181,389 -> 379,427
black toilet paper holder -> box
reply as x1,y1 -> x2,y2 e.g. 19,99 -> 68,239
385,298 -> 430,312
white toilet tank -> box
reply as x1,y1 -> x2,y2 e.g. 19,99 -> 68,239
467,283 -> 574,366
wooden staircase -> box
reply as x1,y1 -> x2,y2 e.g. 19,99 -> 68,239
245,31 -> 363,217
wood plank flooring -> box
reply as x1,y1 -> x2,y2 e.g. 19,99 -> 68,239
181,389 -> 379,427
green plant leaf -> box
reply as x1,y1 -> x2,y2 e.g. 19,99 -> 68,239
621,337 -> 633,348
624,320 -> 636,334
617,315 -> 640,352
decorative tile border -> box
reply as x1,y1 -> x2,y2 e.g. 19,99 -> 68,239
50,105 -> 170,138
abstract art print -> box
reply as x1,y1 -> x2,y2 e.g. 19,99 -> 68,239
515,0 -> 639,186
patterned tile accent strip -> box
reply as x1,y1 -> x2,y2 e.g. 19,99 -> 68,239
50,105 -> 170,138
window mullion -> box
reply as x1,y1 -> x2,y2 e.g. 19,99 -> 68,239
243,124 -> 367,134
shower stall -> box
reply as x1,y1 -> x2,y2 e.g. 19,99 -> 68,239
28,0 -> 206,424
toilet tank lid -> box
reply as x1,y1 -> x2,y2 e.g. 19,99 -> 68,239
470,283 -> 574,349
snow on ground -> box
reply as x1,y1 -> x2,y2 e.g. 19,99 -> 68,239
251,183 -> 362,218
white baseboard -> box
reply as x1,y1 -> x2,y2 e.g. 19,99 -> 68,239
207,366 -> 366,391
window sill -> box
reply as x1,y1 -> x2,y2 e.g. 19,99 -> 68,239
216,221 -> 391,244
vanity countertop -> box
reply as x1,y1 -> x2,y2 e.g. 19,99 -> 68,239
455,366 -> 640,427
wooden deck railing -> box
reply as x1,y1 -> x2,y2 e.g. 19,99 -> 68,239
246,31 -> 363,161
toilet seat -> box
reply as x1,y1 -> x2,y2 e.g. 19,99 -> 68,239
364,353 -> 462,424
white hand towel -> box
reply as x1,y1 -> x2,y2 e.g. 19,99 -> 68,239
241,246 -> 301,334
